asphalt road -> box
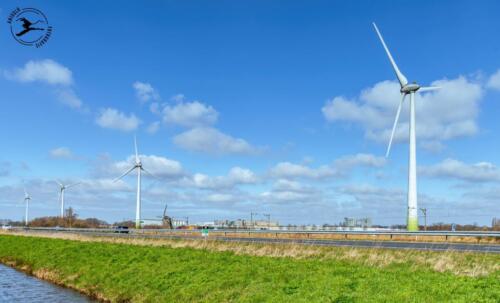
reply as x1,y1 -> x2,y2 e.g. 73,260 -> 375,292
30,230 -> 500,253
216,236 -> 500,253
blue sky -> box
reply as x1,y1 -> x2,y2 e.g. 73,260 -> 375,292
1,0 -> 499,226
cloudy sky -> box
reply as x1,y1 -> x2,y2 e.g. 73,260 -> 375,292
1,1 -> 499,226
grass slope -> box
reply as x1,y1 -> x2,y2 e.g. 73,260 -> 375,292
0,235 -> 498,302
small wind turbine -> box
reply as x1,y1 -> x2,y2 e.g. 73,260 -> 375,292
23,187 -> 31,226
372,23 -> 440,231
55,180 -> 81,218
114,136 -> 155,229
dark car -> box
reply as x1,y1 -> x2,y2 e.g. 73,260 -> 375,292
114,226 -> 129,234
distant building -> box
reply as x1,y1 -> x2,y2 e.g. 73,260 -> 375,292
322,224 -> 338,231
211,218 -> 280,229
213,219 -> 248,229
140,219 -> 163,227
343,217 -> 356,227
493,217 -> 500,228
356,218 -> 372,228
252,220 -> 279,230
214,220 -> 231,228
172,219 -> 188,228
343,217 -> 372,228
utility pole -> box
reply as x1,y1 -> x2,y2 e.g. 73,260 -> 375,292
250,212 -> 258,229
420,208 -> 427,231
263,214 -> 271,229
185,217 -> 189,226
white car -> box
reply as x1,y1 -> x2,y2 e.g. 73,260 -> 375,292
1,225 -> 12,230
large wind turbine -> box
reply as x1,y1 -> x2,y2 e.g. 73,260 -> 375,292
23,187 -> 31,226
114,136 -> 155,229
55,181 -> 81,218
372,23 -> 439,231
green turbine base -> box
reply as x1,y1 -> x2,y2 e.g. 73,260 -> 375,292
407,217 -> 419,231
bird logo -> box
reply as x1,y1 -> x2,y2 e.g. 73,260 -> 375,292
8,7 -> 52,48
15,17 -> 45,37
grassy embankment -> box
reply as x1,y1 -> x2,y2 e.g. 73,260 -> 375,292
0,233 -> 499,302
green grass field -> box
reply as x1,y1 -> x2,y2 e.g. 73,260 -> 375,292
0,234 -> 499,302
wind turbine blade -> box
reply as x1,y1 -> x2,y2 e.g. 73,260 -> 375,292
141,167 -> 158,179
55,180 -> 63,187
386,94 -> 406,157
113,165 -> 136,182
66,182 -> 81,189
418,86 -> 441,92
134,135 -> 139,164
372,23 -> 408,87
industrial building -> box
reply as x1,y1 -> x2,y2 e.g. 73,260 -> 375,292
342,217 -> 372,228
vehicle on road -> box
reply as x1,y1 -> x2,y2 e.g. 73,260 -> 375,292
114,226 -> 129,234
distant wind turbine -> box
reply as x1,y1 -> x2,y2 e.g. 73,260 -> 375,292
23,187 -> 31,226
55,180 -> 81,218
114,136 -> 156,229
372,23 -> 440,231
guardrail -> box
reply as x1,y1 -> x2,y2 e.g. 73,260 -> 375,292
8,227 -> 500,239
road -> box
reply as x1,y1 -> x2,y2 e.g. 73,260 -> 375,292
29,230 -> 500,253
218,236 -> 500,253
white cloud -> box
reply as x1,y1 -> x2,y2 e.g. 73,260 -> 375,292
420,158 -> 500,182
339,184 -> 403,198
420,141 -> 445,153
4,59 -> 87,110
55,89 -> 82,109
206,193 -> 237,203
149,102 -> 161,114
260,190 -> 316,203
146,121 -> 160,134
173,127 -> 261,155
0,161 -> 11,177
334,153 -> 386,175
227,167 -> 258,184
272,179 -> 315,193
269,153 -> 385,180
189,167 -> 258,190
322,95 -> 385,128
96,108 -> 141,131
133,81 -> 160,102
487,69 -> 500,91
322,77 -> 483,146
49,147 -> 74,159
269,162 -> 334,180
462,187 -> 500,212
159,96 -> 258,157
171,94 -> 185,102
191,174 -> 216,189
162,101 -> 218,127
80,178 -> 131,193
260,179 -> 320,203
337,184 -> 406,217
114,155 -> 184,180
5,59 -> 73,85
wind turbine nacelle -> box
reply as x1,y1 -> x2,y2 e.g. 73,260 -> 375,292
401,83 -> 420,93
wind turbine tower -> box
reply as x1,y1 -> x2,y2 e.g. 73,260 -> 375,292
114,136 -> 155,229
23,187 -> 31,226
372,23 -> 440,231
55,181 -> 81,218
